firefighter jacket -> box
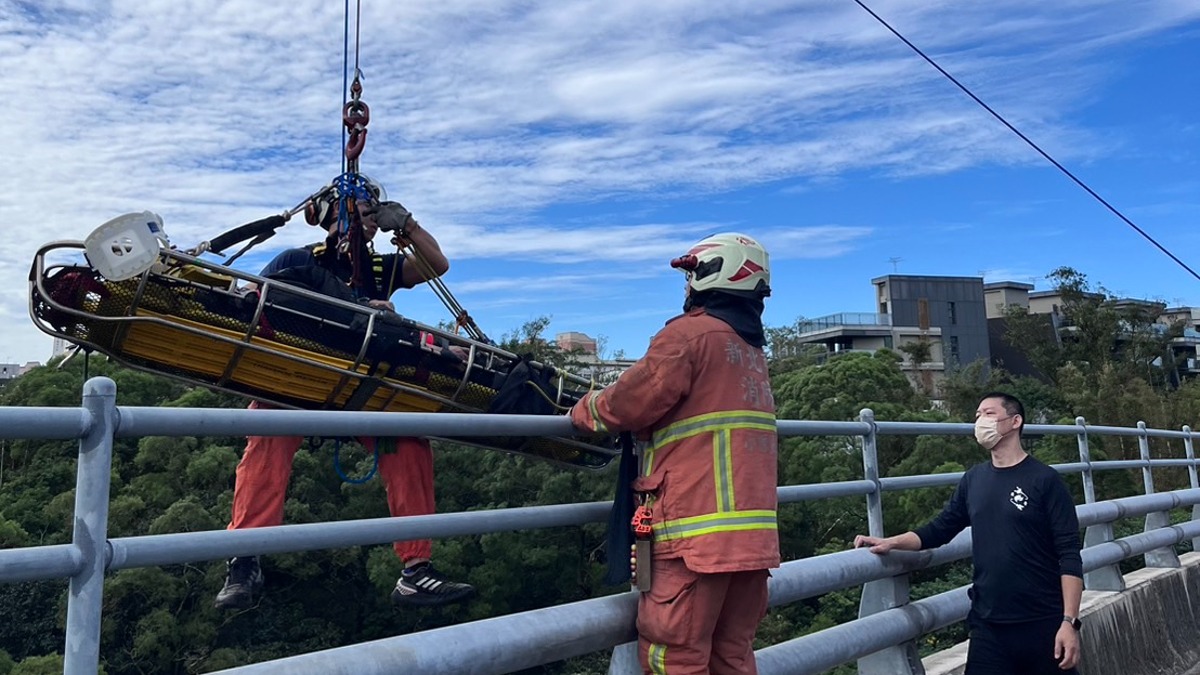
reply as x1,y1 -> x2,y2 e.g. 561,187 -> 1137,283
570,309 -> 780,573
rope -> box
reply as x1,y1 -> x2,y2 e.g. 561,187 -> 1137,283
341,0 -> 351,174
330,172 -> 381,297
385,237 -> 402,298
850,0 -> 1200,283
332,438 -> 379,484
393,238 -> 491,343
354,0 -> 362,76
524,380 -> 572,412
332,0 -> 488,340
523,374 -> 598,412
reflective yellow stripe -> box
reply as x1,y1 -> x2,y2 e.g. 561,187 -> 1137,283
587,393 -> 609,434
644,410 -> 774,488
650,410 -> 775,452
648,643 -> 668,674
714,430 -> 734,512
652,510 -> 777,541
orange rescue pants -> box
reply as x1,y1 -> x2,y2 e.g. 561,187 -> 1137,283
637,557 -> 770,675
228,402 -> 435,562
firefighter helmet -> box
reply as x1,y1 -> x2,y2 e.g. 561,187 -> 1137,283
670,232 -> 771,296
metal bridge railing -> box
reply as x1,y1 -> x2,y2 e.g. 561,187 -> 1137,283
0,377 -> 1197,675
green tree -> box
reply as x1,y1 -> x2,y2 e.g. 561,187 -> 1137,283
1001,267 -> 1183,392
765,318 -> 831,377
773,350 -> 923,422
899,336 -> 936,396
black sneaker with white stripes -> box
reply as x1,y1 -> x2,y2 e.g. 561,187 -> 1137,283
214,556 -> 264,610
391,563 -> 475,607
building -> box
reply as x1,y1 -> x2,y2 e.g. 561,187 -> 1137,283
0,361 -> 40,385
1161,308 -> 1200,379
1161,307 -> 1200,332
554,332 -> 634,386
789,272 -> 1200,393
983,281 -> 1035,318
555,332 -> 598,355
984,283 -> 1200,383
787,275 -> 992,392
788,312 -> 946,391
873,275 -> 990,368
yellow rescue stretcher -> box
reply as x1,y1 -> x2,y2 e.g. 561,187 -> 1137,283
28,236 -> 616,470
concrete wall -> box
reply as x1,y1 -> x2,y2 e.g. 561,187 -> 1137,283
924,552 -> 1200,675
983,282 -> 1033,319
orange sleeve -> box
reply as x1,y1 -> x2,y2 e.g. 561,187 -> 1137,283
569,324 -> 694,434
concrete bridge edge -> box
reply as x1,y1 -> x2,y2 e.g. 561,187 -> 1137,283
923,552 -> 1200,675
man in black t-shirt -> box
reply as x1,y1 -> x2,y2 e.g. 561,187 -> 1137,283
854,392 -> 1083,674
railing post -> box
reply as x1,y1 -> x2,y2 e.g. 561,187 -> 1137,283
1139,421 -> 1180,568
1076,416 -> 1124,591
607,643 -> 640,675
1184,425 -> 1199,552
861,409 -> 884,540
855,409 -> 924,675
64,377 -> 117,675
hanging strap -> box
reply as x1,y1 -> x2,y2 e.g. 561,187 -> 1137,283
604,432 -> 638,586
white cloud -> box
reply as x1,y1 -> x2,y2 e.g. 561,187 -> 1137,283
2,0 -> 1198,362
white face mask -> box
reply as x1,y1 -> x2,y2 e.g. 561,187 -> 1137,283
974,417 -> 1005,450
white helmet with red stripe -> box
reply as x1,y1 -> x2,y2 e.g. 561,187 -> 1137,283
671,232 -> 771,296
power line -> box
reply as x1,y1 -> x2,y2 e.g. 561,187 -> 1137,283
850,0 -> 1200,283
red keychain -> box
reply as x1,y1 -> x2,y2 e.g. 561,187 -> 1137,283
632,503 -> 653,591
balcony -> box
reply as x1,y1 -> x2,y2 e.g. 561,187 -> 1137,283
796,313 -> 892,336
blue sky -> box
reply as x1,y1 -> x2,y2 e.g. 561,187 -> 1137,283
2,0 -> 1198,366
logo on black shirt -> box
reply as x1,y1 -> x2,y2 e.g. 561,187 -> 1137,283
1009,486 -> 1029,511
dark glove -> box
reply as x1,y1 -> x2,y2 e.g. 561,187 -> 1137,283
370,201 -> 415,235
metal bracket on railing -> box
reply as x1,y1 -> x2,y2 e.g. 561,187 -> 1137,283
1139,420 -> 1181,569
1076,416 -> 1125,591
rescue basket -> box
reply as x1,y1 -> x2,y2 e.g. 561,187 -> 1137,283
29,241 -> 616,470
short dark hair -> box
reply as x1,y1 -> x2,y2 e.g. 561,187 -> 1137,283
979,391 -> 1025,437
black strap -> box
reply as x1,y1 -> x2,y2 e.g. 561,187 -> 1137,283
341,378 -> 383,411
604,432 -> 638,586
208,215 -> 287,255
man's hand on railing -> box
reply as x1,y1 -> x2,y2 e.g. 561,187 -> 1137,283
853,531 -> 922,554
853,535 -> 891,553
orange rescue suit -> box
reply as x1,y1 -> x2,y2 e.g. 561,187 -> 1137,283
571,309 -> 780,573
